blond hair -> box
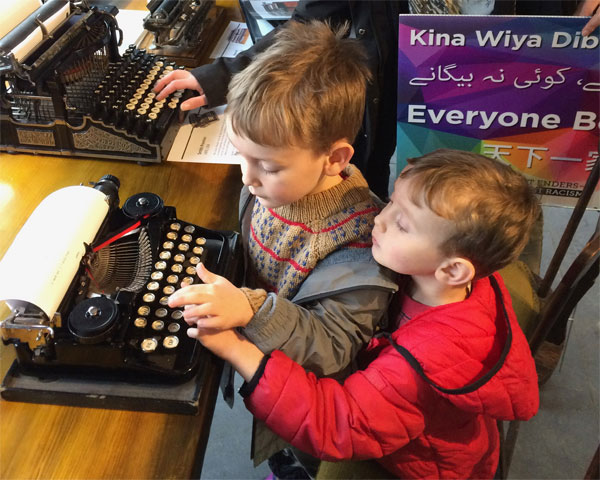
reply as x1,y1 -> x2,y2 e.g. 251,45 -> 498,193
226,20 -> 371,153
400,149 -> 541,278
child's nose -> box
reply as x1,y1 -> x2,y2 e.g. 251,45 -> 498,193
241,163 -> 260,187
374,213 -> 386,232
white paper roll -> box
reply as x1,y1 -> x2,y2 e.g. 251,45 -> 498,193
0,0 -> 42,40
0,185 -> 110,320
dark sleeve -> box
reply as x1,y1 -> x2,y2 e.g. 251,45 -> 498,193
189,1 -> 352,107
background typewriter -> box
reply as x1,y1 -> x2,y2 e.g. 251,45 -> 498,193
0,0 -> 218,163
0,175 -> 240,382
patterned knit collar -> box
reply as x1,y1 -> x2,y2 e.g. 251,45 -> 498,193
270,165 -> 372,223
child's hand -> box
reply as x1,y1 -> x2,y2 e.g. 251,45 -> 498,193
188,327 -> 264,382
168,263 -> 255,329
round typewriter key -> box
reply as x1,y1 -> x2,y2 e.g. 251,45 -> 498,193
168,322 -> 181,333
173,253 -> 185,263
148,112 -> 158,120
147,281 -> 160,291
196,237 -> 206,245
152,320 -> 165,331
159,296 -> 169,306
186,266 -> 196,275
165,65 -> 174,71
162,241 -> 174,250
171,222 -> 181,231
171,264 -> 184,275
141,338 -> 158,352
184,225 -> 195,233
136,88 -> 145,95
181,234 -> 192,243
143,79 -> 152,85
193,246 -> 204,255
171,310 -> 183,321
134,317 -> 147,328
126,103 -> 137,110
151,107 -> 161,114
166,231 -> 178,240
168,101 -> 178,109
189,256 -> 201,265
163,285 -> 175,295
138,305 -> 151,316
177,243 -> 190,252
137,108 -> 147,116
163,336 -> 179,349
159,251 -> 171,260
155,61 -> 164,67
143,293 -> 156,303
155,308 -> 168,318
151,271 -> 164,280
182,276 -> 195,285
167,274 -> 179,284
140,102 -> 150,110
155,260 -> 167,270
133,93 -> 143,100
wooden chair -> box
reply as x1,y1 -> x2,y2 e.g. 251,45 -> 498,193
496,160 -> 600,479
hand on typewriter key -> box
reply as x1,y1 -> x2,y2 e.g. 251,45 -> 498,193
153,70 -> 207,111
168,263 -> 255,330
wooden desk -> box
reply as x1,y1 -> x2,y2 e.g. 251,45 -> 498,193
0,154 -> 243,479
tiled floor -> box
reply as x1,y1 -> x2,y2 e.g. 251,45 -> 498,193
200,205 -> 599,480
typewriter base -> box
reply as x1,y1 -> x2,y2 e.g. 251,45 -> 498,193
0,348 -> 223,415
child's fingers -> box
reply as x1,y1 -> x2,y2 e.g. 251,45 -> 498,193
195,262 -> 220,284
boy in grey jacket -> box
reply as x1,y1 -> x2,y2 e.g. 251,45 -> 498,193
166,20 -> 397,475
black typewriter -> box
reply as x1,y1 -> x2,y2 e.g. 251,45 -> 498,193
0,175 -> 240,383
0,0 -> 192,163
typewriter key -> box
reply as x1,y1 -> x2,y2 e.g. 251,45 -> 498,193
155,260 -> 167,269
143,293 -> 156,302
155,308 -> 168,318
159,251 -> 171,260
182,276 -> 195,285
173,254 -> 185,264
168,322 -> 181,332
177,243 -> 189,252
162,241 -> 174,250
140,102 -> 150,110
138,305 -> 151,316
170,222 -> 181,231
159,296 -> 169,306
152,320 -> 165,331
151,107 -> 161,114
166,231 -> 178,240
171,311 -> 183,321
163,336 -> 179,349
181,234 -> 192,242
193,246 -> 204,255
163,285 -> 175,295
147,281 -> 160,291
168,101 -> 178,109
196,237 -> 207,245
167,274 -> 179,284
151,271 -> 164,280
184,225 -> 195,233
133,92 -> 143,100
134,317 -> 147,328
186,266 -> 196,275
141,338 -> 158,352
189,256 -> 200,265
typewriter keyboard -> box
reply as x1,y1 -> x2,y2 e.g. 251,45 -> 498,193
92,45 -> 185,142
129,221 -> 217,360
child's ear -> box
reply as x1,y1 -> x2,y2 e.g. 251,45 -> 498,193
324,139 -> 354,176
436,257 -> 475,286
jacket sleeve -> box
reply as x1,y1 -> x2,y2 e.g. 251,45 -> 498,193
189,1 -> 352,107
243,349 -> 426,461
242,287 -> 394,376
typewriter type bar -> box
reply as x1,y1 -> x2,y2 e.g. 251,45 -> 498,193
0,1 -> 190,163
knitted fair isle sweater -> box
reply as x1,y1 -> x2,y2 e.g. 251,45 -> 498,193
247,165 -> 380,299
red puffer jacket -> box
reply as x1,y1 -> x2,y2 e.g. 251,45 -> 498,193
243,273 -> 539,479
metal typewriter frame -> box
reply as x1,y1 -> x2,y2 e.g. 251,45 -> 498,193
0,1 -> 184,163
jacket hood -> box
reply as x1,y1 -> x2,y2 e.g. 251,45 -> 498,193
388,273 -> 539,421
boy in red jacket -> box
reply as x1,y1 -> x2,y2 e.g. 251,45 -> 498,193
186,149 -> 541,479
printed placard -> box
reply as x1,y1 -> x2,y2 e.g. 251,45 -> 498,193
397,15 -> 599,207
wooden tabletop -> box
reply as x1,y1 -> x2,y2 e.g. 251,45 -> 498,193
0,154 -> 243,479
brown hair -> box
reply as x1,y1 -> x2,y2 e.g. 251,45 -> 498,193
400,149 -> 541,278
226,20 -> 371,154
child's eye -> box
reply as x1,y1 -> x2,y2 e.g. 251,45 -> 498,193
396,222 -> 407,232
